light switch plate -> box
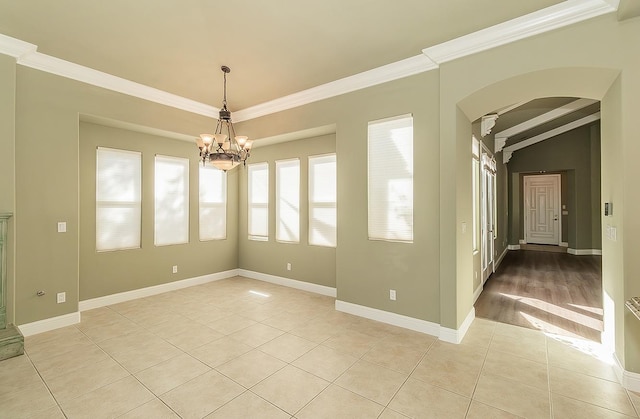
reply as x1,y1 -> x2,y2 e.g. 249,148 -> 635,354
57,222 -> 67,233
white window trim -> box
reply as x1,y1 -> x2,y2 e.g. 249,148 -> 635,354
308,153 -> 337,248
154,154 -> 190,246
276,158 -> 301,244
96,147 -> 142,252
367,113 -> 414,243
199,165 -> 227,241
248,162 -> 269,241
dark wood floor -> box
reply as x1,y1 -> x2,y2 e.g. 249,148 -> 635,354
475,250 -> 603,342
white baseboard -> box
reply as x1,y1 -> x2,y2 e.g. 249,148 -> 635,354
18,312 -> 81,336
335,300 -> 475,344
567,248 -> 602,256
79,269 -> 239,311
440,307 -> 475,344
473,284 -> 483,304
560,241 -> 569,247
335,300 -> 440,337
238,269 -> 337,298
519,239 -> 526,245
613,353 -> 640,392
495,247 -> 509,269
508,244 -> 521,250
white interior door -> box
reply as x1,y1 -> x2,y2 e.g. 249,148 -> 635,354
481,153 -> 496,282
524,174 -> 561,245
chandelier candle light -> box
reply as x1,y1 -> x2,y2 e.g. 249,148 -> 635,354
196,66 -> 253,171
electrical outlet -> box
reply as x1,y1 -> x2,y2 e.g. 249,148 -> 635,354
286,263 -> 292,271
56,292 -> 66,304
390,289 -> 397,301
172,265 -> 178,274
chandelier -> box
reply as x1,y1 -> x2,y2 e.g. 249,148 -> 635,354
196,65 -> 253,171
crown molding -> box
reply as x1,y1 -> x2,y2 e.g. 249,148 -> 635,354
503,111 -> 601,163
16,48 -> 219,119
0,0 -> 618,123
422,0 -> 617,64
0,33 -> 37,58
494,98 -> 598,152
233,54 -> 437,122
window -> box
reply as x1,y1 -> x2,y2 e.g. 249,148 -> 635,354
96,147 -> 141,252
199,165 -> 226,240
368,114 -> 413,242
276,159 -> 300,243
472,136 -> 480,252
154,155 -> 189,246
248,162 -> 269,240
309,154 -> 337,247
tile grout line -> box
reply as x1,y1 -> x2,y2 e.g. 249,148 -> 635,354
464,323 -> 494,418
74,322 -> 184,418
546,333 -> 554,418
21,349 -> 70,418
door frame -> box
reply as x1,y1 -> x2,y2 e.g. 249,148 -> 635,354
481,145 -> 496,283
523,173 -> 562,245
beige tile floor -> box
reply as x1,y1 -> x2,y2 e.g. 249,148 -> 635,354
2,276 -> 639,418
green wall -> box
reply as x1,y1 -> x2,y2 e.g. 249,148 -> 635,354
79,122 -> 238,300
14,67 -> 218,324
469,123 -> 510,295
507,123 -> 601,250
0,54 -> 15,324
450,13 -> 638,371
2,8 -> 640,376
238,135 -> 336,288
238,71 -> 442,323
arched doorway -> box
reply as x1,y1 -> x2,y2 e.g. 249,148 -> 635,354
454,67 -> 622,352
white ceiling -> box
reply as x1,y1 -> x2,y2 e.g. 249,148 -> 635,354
0,0 -> 598,112
0,0 -> 617,147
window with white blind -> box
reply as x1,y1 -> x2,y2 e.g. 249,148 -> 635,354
368,114 -> 413,242
154,155 -> 189,246
248,162 -> 269,241
276,159 -> 300,243
199,165 -> 226,241
309,154 -> 336,247
96,147 -> 142,252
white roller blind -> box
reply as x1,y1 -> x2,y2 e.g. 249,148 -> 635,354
155,155 -> 189,246
368,114 -> 413,242
96,147 -> 142,252
199,165 -> 226,241
248,162 -> 269,240
309,154 -> 336,247
276,159 -> 300,243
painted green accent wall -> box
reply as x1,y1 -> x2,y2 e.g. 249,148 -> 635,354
79,122 -> 238,300
507,123 -> 601,250
238,135 -> 336,287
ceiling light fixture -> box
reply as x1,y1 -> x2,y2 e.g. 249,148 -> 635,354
196,65 -> 252,171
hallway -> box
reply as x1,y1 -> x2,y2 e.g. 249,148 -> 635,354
475,250 -> 603,342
